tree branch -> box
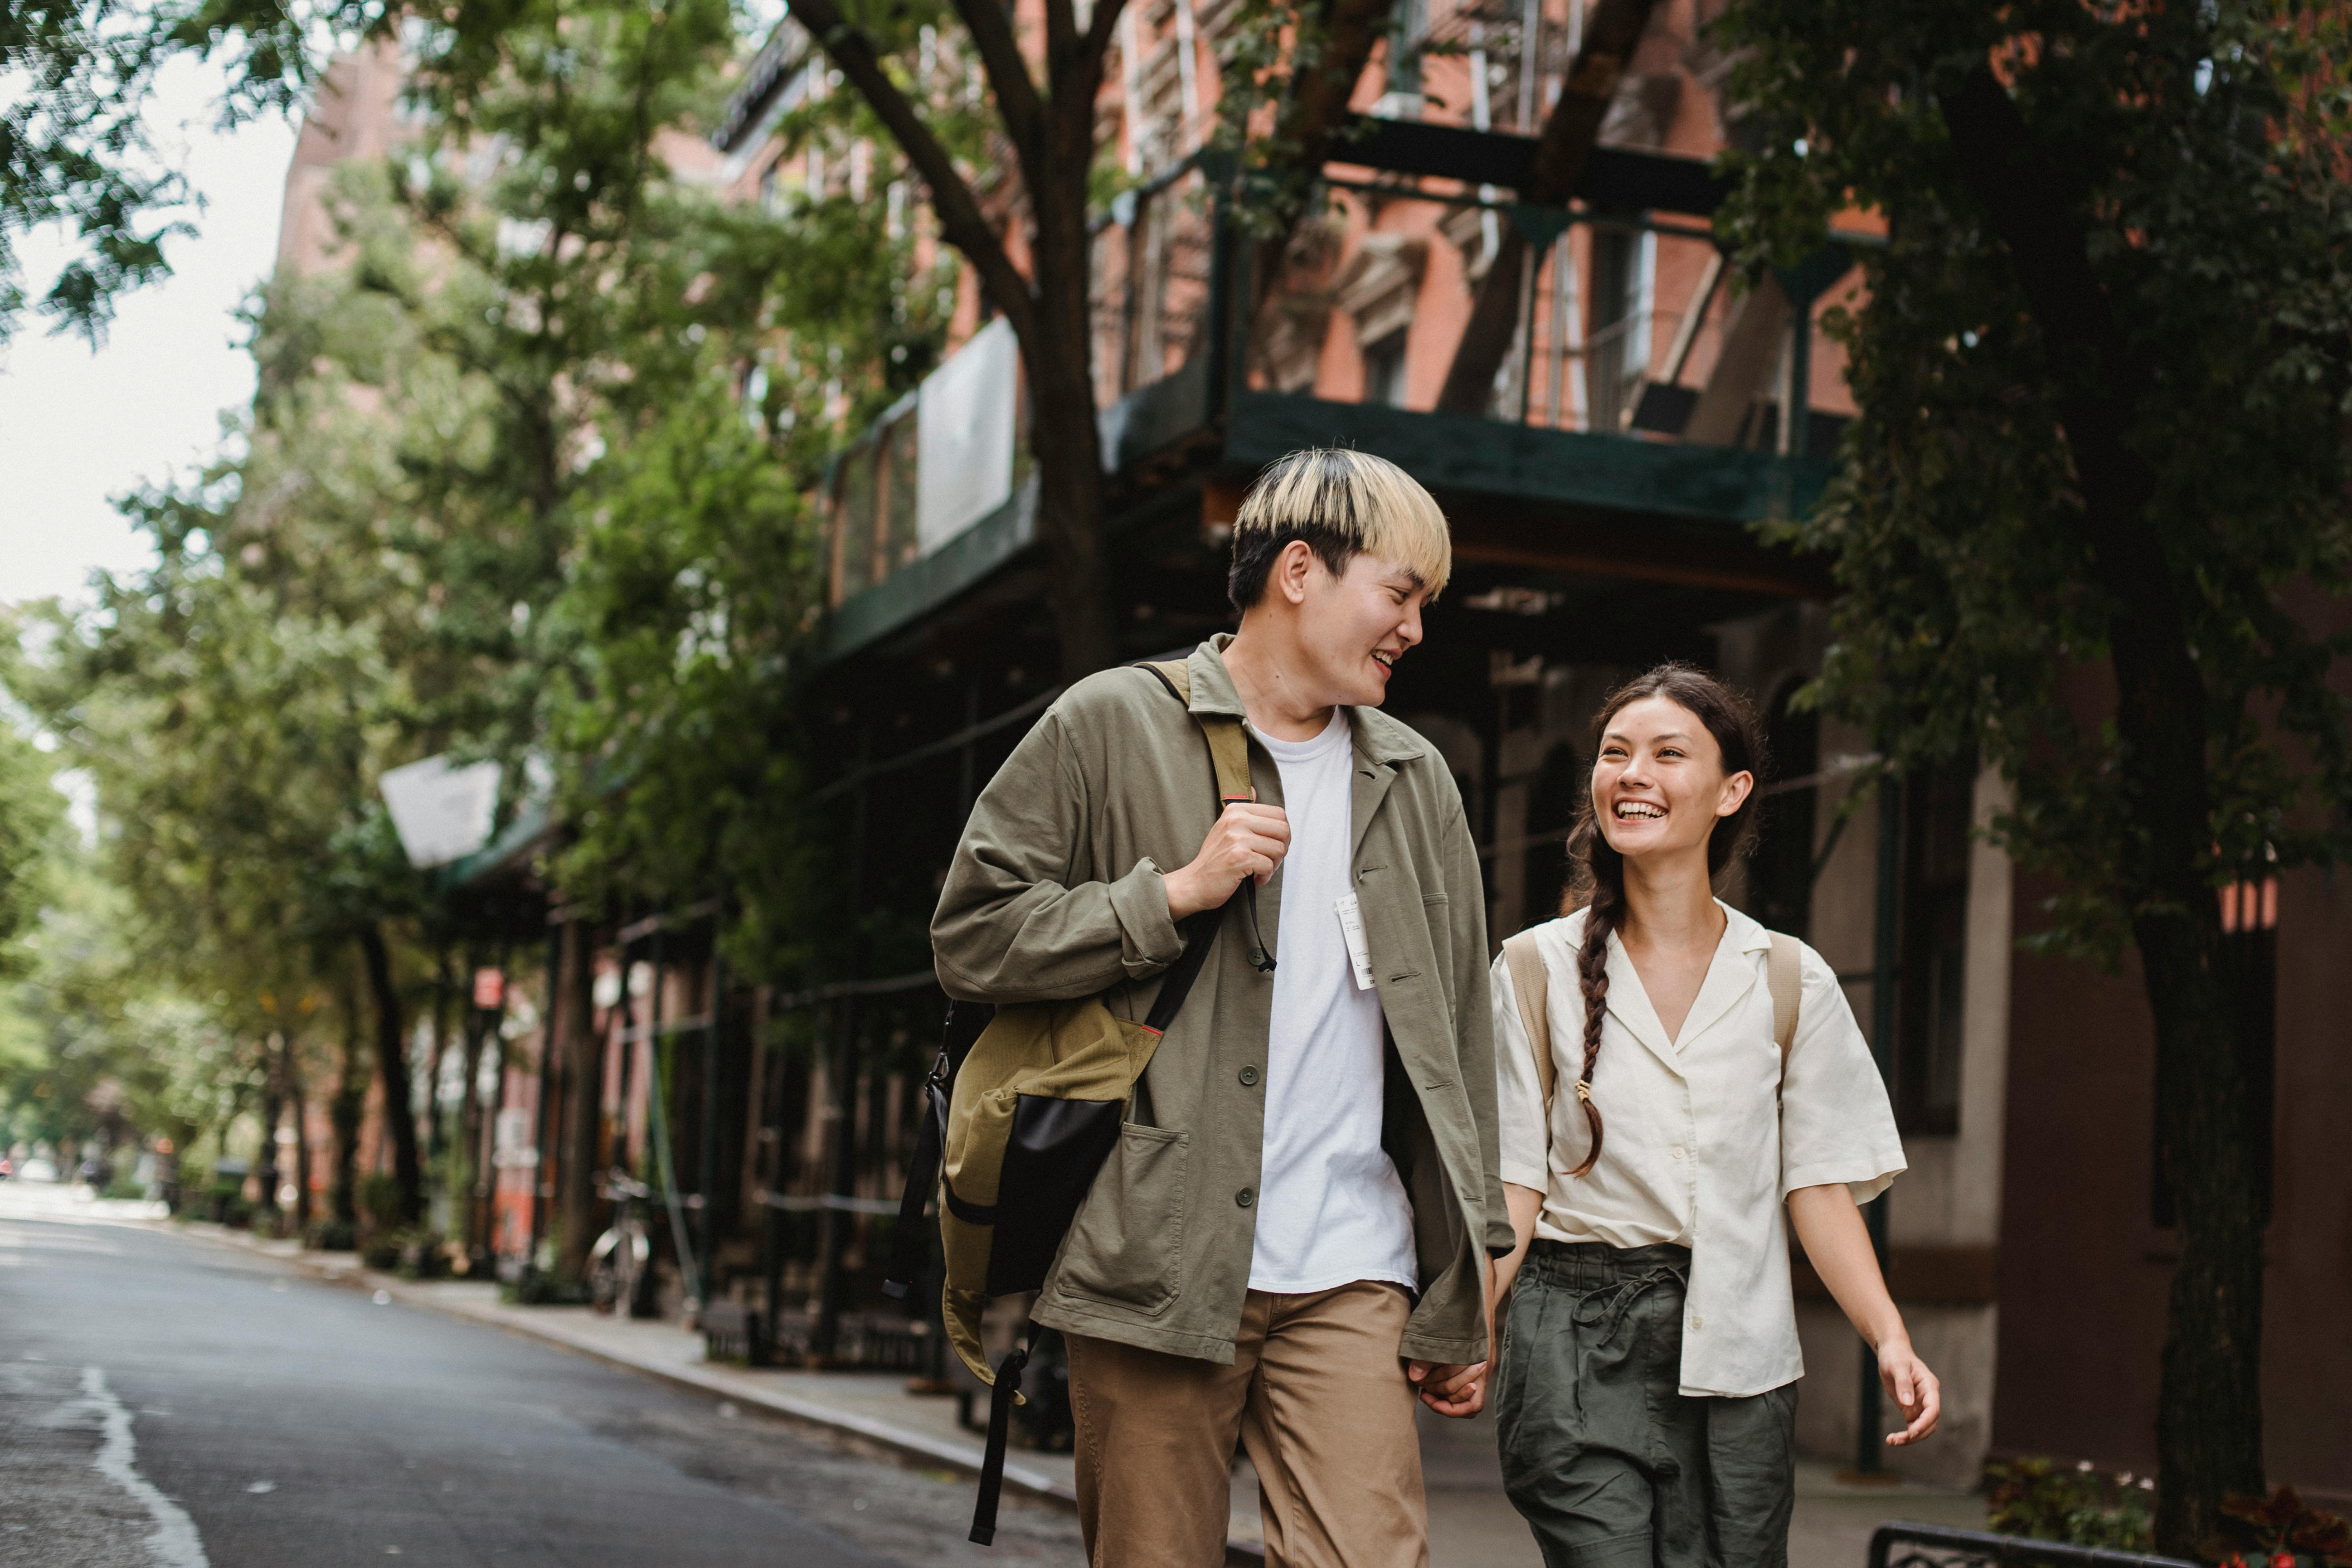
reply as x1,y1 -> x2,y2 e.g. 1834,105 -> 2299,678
783,0 -> 1039,345
1078,0 -> 1130,95
1042,0 -> 1079,96
1247,0 -> 1401,311
943,0 -> 1049,174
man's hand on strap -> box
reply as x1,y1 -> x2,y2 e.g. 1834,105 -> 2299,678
1165,804 -> 1291,919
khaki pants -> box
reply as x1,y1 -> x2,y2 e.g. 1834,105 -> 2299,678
1065,1280 -> 1429,1568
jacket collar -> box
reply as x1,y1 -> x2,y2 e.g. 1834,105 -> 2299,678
1193,635 -> 1429,767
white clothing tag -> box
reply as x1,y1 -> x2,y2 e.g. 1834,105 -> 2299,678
1334,893 -> 1375,991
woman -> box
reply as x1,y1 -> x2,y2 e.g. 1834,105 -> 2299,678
1487,664 -> 1939,1568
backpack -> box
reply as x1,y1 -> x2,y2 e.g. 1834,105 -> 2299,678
881,657 -> 1272,1545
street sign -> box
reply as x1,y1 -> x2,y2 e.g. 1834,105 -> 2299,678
380,754 -> 501,868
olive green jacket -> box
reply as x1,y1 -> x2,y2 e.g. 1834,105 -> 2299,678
930,636 -> 1511,1367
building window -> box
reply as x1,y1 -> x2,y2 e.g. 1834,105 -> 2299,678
1584,227 -> 1653,431
1894,766 -> 1973,1135
1362,330 -> 1409,408
1748,680 -> 1819,942
2152,876 -> 2277,1228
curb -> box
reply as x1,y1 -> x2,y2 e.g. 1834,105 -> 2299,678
171,1222 -> 1268,1563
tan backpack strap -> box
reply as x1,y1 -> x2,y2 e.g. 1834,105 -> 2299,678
1139,659 -> 1273,971
1141,656 -> 1254,804
1502,931 -> 1556,1117
1765,932 -> 1802,1067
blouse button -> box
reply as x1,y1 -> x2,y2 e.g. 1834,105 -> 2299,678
1671,1145 -> 1687,1161
1239,1065 -> 1261,1087
1691,1314 -> 1705,1330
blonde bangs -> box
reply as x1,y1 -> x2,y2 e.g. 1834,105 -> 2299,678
1234,448 -> 1453,597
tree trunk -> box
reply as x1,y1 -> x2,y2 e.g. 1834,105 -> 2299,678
330,989 -> 364,1228
1940,66 -> 2265,1553
256,1082 -> 283,1225
1435,0 -> 1659,414
287,1043 -> 313,1233
457,1005 -> 488,1249
426,951 -> 453,1160
356,921 -> 425,1228
1025,162 -> 1120,680
554,918 -> 604,1284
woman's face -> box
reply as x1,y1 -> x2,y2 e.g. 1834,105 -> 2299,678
1589,695 -> 1753,863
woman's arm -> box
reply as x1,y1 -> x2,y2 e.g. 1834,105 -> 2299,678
1482,1182 -> 1544,1355
1786,1183 -> 1941,1446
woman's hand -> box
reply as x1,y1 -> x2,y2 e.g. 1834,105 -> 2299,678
1874,1334 -> 1941,1446
1407,1358 -> 1487,1418
1785,1182 -> 1942,1447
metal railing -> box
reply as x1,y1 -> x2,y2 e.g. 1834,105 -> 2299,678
1869,1522 -> 2200,1568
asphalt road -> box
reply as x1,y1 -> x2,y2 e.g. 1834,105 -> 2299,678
0,1188 -> 1084,1567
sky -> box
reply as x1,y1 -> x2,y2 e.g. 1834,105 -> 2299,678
0,56 -> 300,612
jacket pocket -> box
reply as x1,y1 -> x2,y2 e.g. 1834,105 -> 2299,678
1054,1123 -> 1188,1315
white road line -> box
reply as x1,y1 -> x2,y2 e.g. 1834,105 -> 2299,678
82,1365 -> 210,1568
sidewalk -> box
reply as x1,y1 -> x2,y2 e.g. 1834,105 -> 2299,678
185,1223 -> 1983,1568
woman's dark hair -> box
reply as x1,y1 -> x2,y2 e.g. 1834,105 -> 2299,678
1557,663 -> 1767,1177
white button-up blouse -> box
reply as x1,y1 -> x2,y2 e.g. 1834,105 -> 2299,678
1491,901 -> 1905,1398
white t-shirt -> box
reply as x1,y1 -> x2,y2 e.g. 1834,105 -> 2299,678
1247,709 -> 1419,1295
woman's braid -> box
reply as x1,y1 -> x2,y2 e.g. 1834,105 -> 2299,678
1566,830 -> 1621,1178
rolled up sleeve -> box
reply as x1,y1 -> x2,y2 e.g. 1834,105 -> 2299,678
1778,943 -> 1906,1203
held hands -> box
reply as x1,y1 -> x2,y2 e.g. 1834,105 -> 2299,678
1407,1358 -> 1487,1418
1875,1334 -> 1942,1446
1164,803 -> 1291,920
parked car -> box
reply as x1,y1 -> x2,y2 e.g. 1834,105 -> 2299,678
0,1156 -> 13,1179
17,1157 -> 58,1182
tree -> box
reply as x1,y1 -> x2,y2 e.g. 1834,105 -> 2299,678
0,0 -> 188,341
778,0 -> 1135,675
15,519 -> 437,1217
0,708 -> 66,975
1715,3 -> 2352,1550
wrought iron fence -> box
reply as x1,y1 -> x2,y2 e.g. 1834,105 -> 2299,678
1870,1522 -> 2201,1568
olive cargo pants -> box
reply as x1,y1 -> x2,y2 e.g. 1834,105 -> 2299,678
1496,1242 -> 1797,1568
1064,1280 -> 1429,1568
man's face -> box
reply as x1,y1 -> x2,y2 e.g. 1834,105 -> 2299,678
1294,549 -> 1431,708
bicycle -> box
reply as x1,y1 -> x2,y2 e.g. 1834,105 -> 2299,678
588,1168 -> 654,1318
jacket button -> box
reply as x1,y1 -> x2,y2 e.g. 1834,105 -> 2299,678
1235,1187 -> 1255,1208
1239,1066 -> 1260,1087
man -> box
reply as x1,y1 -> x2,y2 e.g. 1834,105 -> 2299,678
932,448 -> 1508,1568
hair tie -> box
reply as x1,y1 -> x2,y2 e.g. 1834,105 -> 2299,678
1574,1080 -> 1594,1105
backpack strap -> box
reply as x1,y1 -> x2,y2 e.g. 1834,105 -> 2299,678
1500,930 -> 1555,1119
1765,932 -> 1802,1068
1139,658 -> 1276,973
1144,659 -> 1253,805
